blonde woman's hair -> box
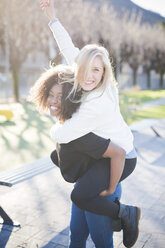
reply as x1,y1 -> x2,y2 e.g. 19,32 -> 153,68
69,44 -> 117,98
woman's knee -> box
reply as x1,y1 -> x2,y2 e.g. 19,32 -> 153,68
71,188 -> 86,209
120,158 -> 137,182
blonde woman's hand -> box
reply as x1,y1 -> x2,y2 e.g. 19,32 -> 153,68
40,0 -> 56,21
99,187 -> 115,197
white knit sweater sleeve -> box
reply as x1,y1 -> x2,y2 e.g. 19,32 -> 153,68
49,19 -> 79,65
50,101 -> 100,144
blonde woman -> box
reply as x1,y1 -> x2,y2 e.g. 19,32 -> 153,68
40,1 -> 140,247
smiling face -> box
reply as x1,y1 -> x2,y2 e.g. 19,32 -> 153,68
80,56 -> 104,91
47,84 -> 62,117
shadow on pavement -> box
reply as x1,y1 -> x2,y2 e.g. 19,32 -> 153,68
41,227 -> 69,248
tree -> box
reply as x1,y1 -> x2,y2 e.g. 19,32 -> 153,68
151,25 -> 165,88
120,13 -> 145,86
0,1 -> 6,56
142,24 -> 159,88
0,0 -> 51,101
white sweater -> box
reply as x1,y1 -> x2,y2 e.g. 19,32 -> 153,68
49,19 -> 134,154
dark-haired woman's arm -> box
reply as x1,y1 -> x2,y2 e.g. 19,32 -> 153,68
70,133 -> 126,196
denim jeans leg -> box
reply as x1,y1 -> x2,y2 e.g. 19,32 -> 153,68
70,183 -> 122,248
85,183 -> 122,248
69,201 -> 89,248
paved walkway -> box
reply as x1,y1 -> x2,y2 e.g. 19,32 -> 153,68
140,97 -> 165,110
0,118 -> 165,248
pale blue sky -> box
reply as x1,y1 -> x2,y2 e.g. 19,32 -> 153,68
132,0 -> 165,17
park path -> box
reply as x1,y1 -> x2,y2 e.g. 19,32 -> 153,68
140,97 -> 165,109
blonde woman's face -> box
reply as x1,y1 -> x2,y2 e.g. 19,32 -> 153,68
81,56 -> 104,91
47,84 -> 62,117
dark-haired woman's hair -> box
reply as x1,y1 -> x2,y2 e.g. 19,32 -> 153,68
60,82 -> 81,121
29,66 -> 81,121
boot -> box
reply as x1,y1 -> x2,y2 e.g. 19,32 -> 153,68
111,218 -> 122,232
111,198 -> 122,232
118,202 -> 141,248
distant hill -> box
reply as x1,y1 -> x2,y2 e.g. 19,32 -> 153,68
84,0 -> 165,25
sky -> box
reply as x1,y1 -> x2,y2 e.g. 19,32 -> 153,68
131,0 -> 165,17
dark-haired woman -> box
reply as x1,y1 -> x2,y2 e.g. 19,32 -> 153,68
29,65 -> 122,248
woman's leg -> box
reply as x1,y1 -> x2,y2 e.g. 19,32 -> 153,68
71,158 -> 136,218
85,183 -> 122,248
69,202 -> 89,248
71,158 -> 140,248
69,183 -> 122,248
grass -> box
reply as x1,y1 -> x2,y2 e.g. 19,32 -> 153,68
124,105 -> 165,125
0,103 -> 56,172
0,89 -> 165,172
119,89 -> 165,124
120,89 -> 165,104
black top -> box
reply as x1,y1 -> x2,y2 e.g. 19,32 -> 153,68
50,132 -> 110,183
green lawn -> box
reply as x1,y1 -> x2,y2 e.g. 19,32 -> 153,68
124,105 -> 165,125
0,89 -> 165,172
0,103 -> 56,172
119,89 -> 165,124
120,89 -> 165,104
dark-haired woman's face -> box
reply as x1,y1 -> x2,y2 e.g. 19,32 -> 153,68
47,84 -> 62,117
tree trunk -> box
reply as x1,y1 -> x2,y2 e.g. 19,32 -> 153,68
112,57 -> 117,80
159,72 -> 164,89
12,67 -> 19,102
114,66 -> 117,80
147,70 -> 151,89
132,68 -> 137,86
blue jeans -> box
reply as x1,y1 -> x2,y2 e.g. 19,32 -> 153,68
69,183 -> 122,248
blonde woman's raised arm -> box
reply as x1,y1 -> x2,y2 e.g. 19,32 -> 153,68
40,0 -> 79,65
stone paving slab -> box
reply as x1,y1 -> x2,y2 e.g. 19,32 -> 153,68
130,118 -> 160,132
0,119 -> 165,248
153,118 -> 165,138
0,167 -> 72,248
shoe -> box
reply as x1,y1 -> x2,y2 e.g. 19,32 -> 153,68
118,202 -> 141,248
